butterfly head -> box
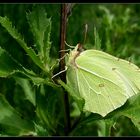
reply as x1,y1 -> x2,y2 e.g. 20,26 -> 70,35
67,43 -> 85,67
75,43 -> 84,53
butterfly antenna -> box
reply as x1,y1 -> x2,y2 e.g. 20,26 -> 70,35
59,49 -> 71,52
65,41 -> 75,49
52,66 -> 68,79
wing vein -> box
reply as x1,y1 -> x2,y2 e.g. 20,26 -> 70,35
79,70 -> 103,114
77,65 -> 122,89
114,69 -> 138,97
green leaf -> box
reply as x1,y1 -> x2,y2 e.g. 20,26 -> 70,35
35,85 -> 58,135
118,94 -> 140,131
15,78 -> 36,106
0,47 -> 45,85
0,16 -> 46,72
26,6 -> 52,68
0,47 -> 60,88
0,47 -> 23,77
34,122 -> 49,136
0,94 -> 34,136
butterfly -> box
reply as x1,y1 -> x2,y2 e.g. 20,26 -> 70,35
65,43 -> 140,117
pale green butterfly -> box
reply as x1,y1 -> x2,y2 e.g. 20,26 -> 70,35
65,43 -> 140,117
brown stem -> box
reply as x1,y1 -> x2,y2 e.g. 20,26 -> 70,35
59,3 -> 72,135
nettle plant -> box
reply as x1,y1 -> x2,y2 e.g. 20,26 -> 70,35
0,6 -> 140,136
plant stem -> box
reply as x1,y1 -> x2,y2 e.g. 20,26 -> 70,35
59,3 -> 72,135
68,112 -> 84,135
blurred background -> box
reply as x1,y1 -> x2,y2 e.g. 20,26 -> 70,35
0,4 -> 140,65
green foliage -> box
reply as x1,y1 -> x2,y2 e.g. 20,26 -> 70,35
0,47 -> 23,77
0,94 -> 34,136
0,16 -> 47,73
15,78 -> 36,106
26,5 -> 52,68
0,4 -> 140,136
0,5 -> 61,136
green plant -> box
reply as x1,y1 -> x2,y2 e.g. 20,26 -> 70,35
0,4 -> 140,136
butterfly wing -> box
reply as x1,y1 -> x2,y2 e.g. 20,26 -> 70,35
66,49 -> 140,117
81,50 -> 140,94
